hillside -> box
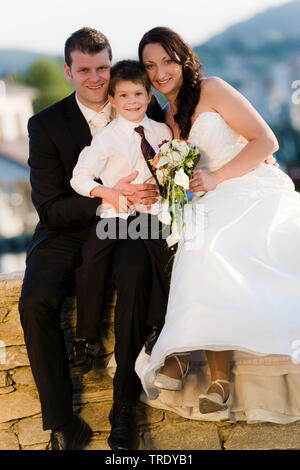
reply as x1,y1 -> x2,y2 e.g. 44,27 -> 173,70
0,49 -> 62,77
203,0 -> 300,50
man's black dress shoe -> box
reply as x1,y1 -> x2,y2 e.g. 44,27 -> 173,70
50,415 -> 92,450
108,404 -> 139,450
144,325 -> 162,355
69,339 -> 98,376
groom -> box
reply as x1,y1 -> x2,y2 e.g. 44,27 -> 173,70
19,27 -> 165,451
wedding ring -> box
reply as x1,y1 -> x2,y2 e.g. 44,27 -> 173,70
140,198 -> 143,204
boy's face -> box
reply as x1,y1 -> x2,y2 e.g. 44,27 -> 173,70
64,49 -> 111,112
109,80 -> 152,123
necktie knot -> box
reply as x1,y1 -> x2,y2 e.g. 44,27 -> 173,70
134,125 -> 145,138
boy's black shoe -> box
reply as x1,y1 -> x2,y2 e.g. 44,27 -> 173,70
69,339 -> 97,376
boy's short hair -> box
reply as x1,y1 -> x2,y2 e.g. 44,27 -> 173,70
108,60 -> 151,96
65,27 -> 112,67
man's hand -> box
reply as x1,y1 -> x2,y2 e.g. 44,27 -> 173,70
113,171 -> 160,208
91,171 -> 160,212
189,169 -> 218,194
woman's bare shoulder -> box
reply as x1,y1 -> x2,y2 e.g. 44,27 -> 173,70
201,76 -> 227,94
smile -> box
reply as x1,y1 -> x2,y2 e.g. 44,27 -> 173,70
87,84 -> 104,89
157,78 -> 171,85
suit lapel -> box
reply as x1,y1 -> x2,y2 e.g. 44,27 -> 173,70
63,92 -> 92,151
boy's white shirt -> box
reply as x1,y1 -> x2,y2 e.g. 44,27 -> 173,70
71,112 -> 172,219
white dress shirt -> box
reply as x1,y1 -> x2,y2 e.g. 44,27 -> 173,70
70,113 -> 172,218
75,94 -> 116,136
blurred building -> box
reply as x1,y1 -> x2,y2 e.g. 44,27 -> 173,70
0,79 -> 35,143
0,80 -> 37,273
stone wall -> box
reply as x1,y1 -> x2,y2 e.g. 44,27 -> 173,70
1,273 -> 300,450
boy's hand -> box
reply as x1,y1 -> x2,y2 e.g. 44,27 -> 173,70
101,188 -> 131,213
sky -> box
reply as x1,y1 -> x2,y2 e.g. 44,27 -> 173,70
1,0 -> 293,60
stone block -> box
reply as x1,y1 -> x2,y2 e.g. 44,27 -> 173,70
72,388 -> 113,406
0,307 -> 25,346
0,345 -> 30,371
0,371 -> 13,387
78,402 -> 112,432
0,421 -> 17,430
0,273 -> 23,300
23,443 -> 49,450
0,430 -> 19,450
164,409 -> 190,423
84,436 -> 111,450
80,368 -> 114,389
142,421 -> 221,450
10,367 -> 35,387
15,416 -> 50,446
0,385 -> 15,395
224,421 -> 300,450
136,403 -> 164,427
0,390 -> 41,423
0,307 -> 9,323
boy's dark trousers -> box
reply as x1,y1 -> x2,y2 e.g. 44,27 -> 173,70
75,212 -> 172,406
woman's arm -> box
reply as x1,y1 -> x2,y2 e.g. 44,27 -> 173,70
190,77 -> 279,193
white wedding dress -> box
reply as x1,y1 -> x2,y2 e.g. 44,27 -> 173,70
135,111 -> 300,424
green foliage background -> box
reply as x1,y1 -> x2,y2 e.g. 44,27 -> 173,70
18,57 -> 73,113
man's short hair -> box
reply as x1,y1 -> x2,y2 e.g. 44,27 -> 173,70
65,27 -> 112,66
108,60 -> 151,97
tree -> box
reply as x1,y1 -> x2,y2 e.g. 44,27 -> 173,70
19,57 -> 72,113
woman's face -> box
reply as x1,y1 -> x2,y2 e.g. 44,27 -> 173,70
142,42 -> 183,97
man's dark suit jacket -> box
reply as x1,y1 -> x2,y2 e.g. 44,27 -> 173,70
27,92 -> 164,257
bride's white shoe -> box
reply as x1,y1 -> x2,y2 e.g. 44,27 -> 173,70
199,379 -> 232,414
154,355 -> 189,391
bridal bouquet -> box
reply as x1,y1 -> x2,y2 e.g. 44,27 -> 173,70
149,139 -> 201,247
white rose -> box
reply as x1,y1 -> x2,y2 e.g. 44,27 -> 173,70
159,142 -> 171,154
170,151 -> 184,165
174,168 -> 190,189
173,141 -> 189,157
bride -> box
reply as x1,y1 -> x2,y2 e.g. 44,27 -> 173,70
134,26 -> 300,424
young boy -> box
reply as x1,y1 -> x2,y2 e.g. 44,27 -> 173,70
70,60 -> 172,450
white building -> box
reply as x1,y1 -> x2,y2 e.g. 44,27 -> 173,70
0,80 -> 36,143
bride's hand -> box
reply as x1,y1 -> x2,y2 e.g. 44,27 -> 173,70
264,155 -> 279,167
189,169 -> 218,193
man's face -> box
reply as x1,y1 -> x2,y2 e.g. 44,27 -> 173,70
64,49 -> 111,111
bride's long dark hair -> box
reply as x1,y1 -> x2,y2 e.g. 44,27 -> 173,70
138,26 -> 203,139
